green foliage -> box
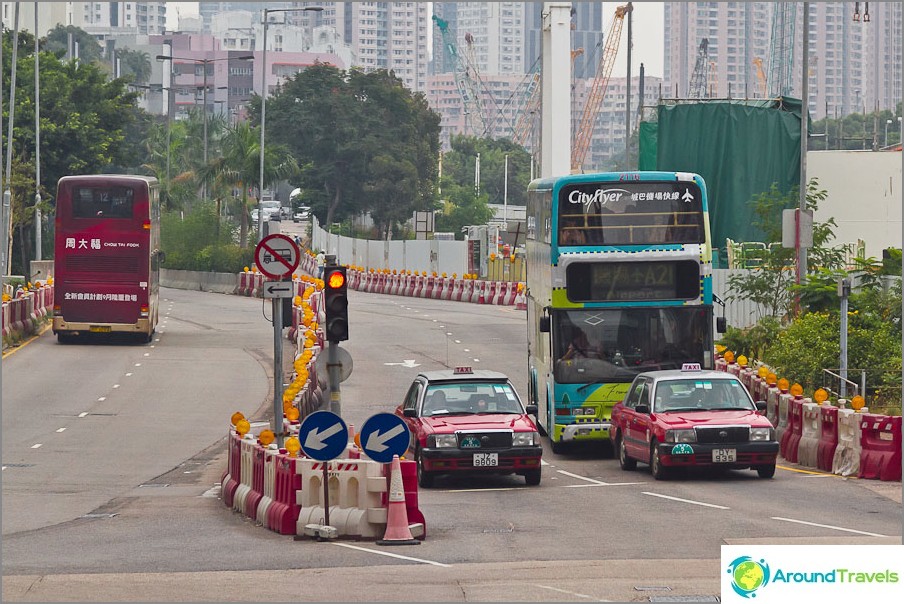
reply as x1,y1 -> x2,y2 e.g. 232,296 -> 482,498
764,312 -> 840,391
808,105 -> 903,150
717,317 -> 781,361
44,25 -> 104,64
160,203 -> 252,271
433,180 -> 494,237
442,135 -> 533,206
261,65 -> 441,237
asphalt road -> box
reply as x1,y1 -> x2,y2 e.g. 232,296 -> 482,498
2,286 -> 901,603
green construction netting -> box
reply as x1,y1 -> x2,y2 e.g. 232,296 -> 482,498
637,98 -> 803,263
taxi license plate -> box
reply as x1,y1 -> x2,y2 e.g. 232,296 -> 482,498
89,326 -> 112,333
473,453 -> 499,467
712,448 -> 737,463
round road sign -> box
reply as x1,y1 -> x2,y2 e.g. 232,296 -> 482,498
254,234 -> 299,279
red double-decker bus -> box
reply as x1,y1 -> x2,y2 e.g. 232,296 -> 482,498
52,175 -> 162,343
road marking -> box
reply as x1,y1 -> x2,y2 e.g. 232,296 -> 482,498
1,323 -> 52,358
78,412 -> 89,418
134,363 -> 141,367
556,469 -> 609,485
98,397 -> 106,402
56,428 -> 66,433
771,516 -> 888,537
125,373 -> 133,377
143,353 -> 150,357
113,384 -> 120,389
533,585 -> 600,600
331,542 -> 451,567
777,464 -> 843,477
564,482 -> 645,488
642,492 -> 730,509
31,444 -> 42,449
464,348 -> 470,352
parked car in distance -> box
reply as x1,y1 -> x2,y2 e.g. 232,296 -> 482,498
610,364 -> 779,480
395,366 -> 542,488
293,206 -> 311,222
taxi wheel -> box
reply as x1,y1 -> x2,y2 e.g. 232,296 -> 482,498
524,468 -> 541,486
756,463 -> 776,479
416,451 -> 434,488
617,433 -> 637,471
650,440 -> 670,480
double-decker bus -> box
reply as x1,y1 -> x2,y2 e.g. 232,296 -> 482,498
53,175 -> 162,343
525,171 -> 719,453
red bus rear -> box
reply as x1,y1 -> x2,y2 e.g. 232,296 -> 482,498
52,175 -> 161,343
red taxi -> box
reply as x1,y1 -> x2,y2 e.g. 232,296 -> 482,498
610,364 -> 779,479
395,367 -> 543,488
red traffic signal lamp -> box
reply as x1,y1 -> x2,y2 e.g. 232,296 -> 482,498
323,266 -> 349,341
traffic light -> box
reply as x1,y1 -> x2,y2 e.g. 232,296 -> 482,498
323,266 -> 349,341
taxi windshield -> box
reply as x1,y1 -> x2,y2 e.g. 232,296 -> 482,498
422,383 -> 523,416
653,378 -> 755,413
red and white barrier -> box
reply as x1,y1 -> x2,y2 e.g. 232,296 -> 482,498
817,405 -> 839,472
832,408 -> 862,476
859,414 -> 902,482
796,402 -> 821,468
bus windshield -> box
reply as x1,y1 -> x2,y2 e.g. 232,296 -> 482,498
553,307 -> 712,384
558,180 -> 705,246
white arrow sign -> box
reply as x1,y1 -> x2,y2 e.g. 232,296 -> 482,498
262,281 -> 295,298
383,360 -> 421,368
364,424 -> 405,453
303,422 -> 344,451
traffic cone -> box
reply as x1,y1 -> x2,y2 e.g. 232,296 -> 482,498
376,455 -> 420,546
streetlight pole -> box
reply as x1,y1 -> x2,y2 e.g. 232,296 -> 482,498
259,6 -> 323,242
34,5 -> 42,262
886,119 -> 893,147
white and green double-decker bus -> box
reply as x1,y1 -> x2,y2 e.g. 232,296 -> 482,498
525,171 -> 718,453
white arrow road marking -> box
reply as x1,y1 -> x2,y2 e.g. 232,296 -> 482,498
365,424 -> 405,452
383,360 -> 421,368
304,422 -> 343,451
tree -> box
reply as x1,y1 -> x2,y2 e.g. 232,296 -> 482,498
116,48 -> 152,84
258,64 -> 440,234
43,25 -> 104,65
2,29 -> 145,273
442,135 -> 532,207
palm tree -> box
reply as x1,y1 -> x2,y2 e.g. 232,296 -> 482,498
204,122 -> 298,247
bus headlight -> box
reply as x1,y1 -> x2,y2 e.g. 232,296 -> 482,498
513,431 -> 540,446
427,434 -> 458,448
749,427 -> 774,441
664,429 -> 696,443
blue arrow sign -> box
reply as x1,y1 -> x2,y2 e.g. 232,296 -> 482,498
359,413 -> 411,463
298,411 -> 348,462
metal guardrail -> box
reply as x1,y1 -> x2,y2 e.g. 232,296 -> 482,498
822,368 -> 866,399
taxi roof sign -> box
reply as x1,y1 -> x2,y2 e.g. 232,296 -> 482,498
681,363 -> 702,372
453,366 -> 473,374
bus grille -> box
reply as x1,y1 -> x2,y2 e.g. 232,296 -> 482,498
695,426 -> 750,444
65,255 -> 140,274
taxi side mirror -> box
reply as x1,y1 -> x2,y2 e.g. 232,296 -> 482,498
403,408 -> 417,418
525,404 -> 538,415
635,404 -> 650,414
755,401 -> 767,412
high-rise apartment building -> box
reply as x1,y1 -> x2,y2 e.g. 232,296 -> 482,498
524,2 -> 605,79
70,2 -> 167,35
664,2 -> 902,119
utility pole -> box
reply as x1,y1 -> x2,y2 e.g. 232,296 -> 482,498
624,2 -> 633,167
796,2 -> 810,313
34,5 -> 42,262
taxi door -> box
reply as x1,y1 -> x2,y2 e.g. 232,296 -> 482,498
622,378 -> 653,460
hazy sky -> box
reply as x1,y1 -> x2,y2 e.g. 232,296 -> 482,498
165,2 -> 666,78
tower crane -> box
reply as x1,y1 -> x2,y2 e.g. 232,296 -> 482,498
752,57 -> 767,97
571,4 -> 628,172
433,15 -> 486,137
767,2 -> 796,97
688,38 -> 710,98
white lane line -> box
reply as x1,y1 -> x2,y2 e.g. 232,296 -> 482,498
113,384 -> 120,389
154,339 -> 160,342
533,585 -> 601,600
464,348 -> 470,352
97,397 -> 106,402
1,466 -> 6,471
134,363 -> 141,367
642,491 -> 730,509
472,358 -> 480,363
78,412 -> 89,418
556,469 -> 609,485
564,482 -> 645,488
331,542 -> 451,567
125,373 -> 133,377
56,428 -> 66,433
143,353 -> 150,357
771,516 -> 888,537
150,345 -> 155,348
31,444 -> 42,449
454,340 -> 461,344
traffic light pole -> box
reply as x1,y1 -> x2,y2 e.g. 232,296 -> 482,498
273,292 -> 285,447
328,340 -> 341,417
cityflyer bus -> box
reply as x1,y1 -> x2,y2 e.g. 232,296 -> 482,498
53,175 -> 162,343
525,171 -> 719,453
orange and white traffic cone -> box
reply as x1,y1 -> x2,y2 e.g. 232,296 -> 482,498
377,454 -> 420,546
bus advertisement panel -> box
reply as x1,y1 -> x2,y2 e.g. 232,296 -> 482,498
52,175 -> 161,343
525,171 -> 716,453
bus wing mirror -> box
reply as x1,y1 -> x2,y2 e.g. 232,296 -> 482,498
716,317 -> 727,333
156,250 -> 166,265
539,316 -> 550,333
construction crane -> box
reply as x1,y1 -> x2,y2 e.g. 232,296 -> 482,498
752,57 -> 767,97
767,2 -> 796,97
708,61 -> 718,98
688,38 -> 710,98
512,69 -> 541,146
433,15 -> 486,137
571,4 -> 628,172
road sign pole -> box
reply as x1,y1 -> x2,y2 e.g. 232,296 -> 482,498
328,340 -> 341,416
322,463 -> 330,527
273,292 -> 285,447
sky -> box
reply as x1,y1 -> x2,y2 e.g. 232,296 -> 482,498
164,1 -> 666,78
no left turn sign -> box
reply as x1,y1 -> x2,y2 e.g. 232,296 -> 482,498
254,234 -> 299,279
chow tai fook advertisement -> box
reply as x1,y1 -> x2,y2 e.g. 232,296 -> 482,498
722,545 -> 904,603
